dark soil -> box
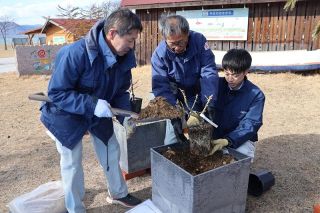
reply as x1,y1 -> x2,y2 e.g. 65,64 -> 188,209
188,123 -> 213,155
161,123 -> 232,176
138,97 -> 224,175
136,97 -> 183,121
162,146 -> 235,175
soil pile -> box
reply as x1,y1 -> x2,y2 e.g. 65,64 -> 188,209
136,97 -> 183,120
162,147 -> 234,175
188,123 -> 213,154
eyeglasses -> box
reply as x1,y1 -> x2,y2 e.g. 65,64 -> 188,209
166,39 -> 188,48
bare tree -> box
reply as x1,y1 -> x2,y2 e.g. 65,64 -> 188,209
80,0 -> 120,19
57,4 -> 81,19
99,0 -> 120,18
80,4 -> 104,19
284,0 -> 319,38
0,16 -> 15,50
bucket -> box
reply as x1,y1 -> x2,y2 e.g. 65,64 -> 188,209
248,170 -> 275,196
131,97 -> 142,113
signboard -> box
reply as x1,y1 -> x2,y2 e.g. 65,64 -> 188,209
53,36 -> 66,45
177,8 -> 249,40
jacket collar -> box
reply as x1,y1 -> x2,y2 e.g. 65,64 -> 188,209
85,19 -> 104,65
98,30 -> 117,70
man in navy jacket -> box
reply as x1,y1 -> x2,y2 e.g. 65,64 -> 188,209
209,49 -> 265,159
40,9 -> 142,212
151,14 -> 219,141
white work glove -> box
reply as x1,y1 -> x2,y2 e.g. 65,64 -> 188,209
209,139 -> 229,156
94,99 -> 113,118
187,111 -> 201,127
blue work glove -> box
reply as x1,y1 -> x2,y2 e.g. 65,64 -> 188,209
94,99 -> 113,118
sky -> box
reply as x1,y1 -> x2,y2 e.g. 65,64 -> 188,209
0,0 -> 120,26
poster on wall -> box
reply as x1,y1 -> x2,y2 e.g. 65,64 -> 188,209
177,8 -> 249,40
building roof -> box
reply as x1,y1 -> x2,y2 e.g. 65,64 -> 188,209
121,0 -> 196,8
121,0 -> 288,9
41,18 -> 98,37
20,27 -> 43,35
121,0 -> 195,6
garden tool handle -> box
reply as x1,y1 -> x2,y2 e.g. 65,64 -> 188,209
110,108 -> 139,119
28,92 -> 52,102
28,92 -> 139,119
200,113 -> 218,128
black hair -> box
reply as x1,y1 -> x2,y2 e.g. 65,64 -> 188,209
222,48 -> 252,73
104,8 -> 143,36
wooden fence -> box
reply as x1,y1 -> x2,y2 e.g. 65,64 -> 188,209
134,0 -> 320,65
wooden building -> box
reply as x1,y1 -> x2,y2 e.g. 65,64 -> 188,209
121,0 -> 320,66
41,18 -> 97,45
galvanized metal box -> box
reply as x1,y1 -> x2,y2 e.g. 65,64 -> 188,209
151,143 -> 251,213
118,120 -> 167,173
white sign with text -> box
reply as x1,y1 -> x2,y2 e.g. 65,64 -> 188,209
177,8 -> 249,40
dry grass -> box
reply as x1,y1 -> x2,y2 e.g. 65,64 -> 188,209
0,67 -> 320,212
0,46 -> 15,58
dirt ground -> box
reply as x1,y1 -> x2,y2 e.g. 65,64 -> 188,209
1,66 -> 320,213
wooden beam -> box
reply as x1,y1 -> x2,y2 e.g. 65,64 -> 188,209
124,0 -> 290,10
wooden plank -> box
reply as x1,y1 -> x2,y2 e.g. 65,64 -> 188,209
311,1 -> 320,50
229,41 -> 238,50
135,10 -> 142,65
269,3 -> 280,51
260,3 -> 271,51
151,9 -> 159,53
303,1 -> 315,50
286,5 -> 297,50
293,1 -> 306,50
140,11 -> 147,65
222,41 -> 230,51
278,2 -> 288,51
253,4 -> 262,51
145,10 -> 152,65
246,4 -> 255,51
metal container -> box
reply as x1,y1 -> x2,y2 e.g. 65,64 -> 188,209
119,120 -> 167,173
151,143 -> 251,213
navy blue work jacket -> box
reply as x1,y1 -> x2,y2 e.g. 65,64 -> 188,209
151,31 -> 219,110
213,77 -> 265,148
40,20 -> 136,149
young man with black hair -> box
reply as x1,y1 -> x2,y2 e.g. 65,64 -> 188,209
209,49 -> 265,159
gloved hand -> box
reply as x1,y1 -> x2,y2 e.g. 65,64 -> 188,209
187,111 -> 201,127
94,99 -> 113,118
208,138 -> 229,155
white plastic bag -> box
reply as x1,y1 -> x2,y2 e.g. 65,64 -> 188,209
113,119 -> 127,145
8,181 -> 66,213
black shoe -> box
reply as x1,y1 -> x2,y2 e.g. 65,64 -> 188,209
107,194 -> 142,207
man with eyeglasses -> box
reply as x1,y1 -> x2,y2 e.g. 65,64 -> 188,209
151,14 -> 219,143
208,49 -> 265,160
